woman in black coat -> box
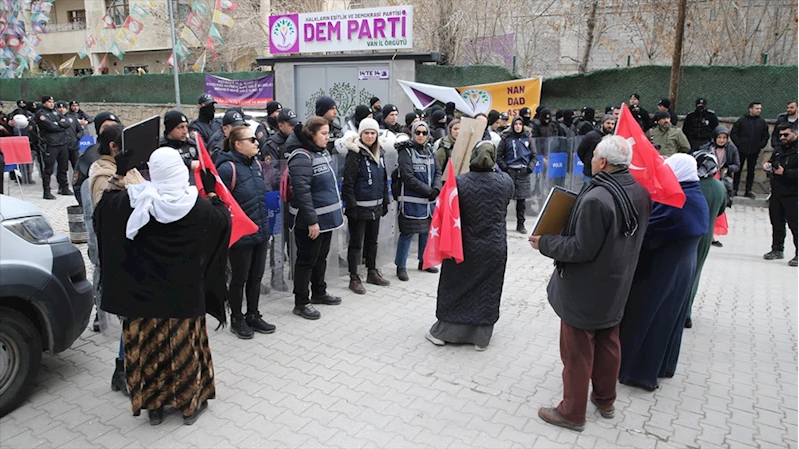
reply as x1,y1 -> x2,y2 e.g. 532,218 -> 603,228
94,148 -> 231,426
394,121 -> 442,281
425,141 -> 514,351
341,118 -> 391,294
216,125 -> 275,339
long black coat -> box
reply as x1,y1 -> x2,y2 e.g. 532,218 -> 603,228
95,191 -> 231,321
435,169 -> 514,326
539,172 -> 652,330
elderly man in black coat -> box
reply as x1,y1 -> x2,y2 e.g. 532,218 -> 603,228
529,135 -> 652,432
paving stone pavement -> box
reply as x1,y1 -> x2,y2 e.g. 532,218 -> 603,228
1,174 -> 797,449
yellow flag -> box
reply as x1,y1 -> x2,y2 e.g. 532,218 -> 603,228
191,50 -> 206,72
180,27 -> 201,47
59,55 -> 77,72
212,9 -> 234,28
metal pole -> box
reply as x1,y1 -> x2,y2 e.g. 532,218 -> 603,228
167,0 -> 181,108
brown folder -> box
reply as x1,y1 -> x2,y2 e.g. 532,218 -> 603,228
531,186 -> 579,236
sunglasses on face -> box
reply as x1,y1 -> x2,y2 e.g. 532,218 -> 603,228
238,137 -> 258,144
779,133 -> 791,137
415,130 -> 428,136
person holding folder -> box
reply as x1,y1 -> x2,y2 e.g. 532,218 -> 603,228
528,135 -> 652,432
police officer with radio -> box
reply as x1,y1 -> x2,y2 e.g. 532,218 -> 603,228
56,101 -> 83,172
36,95 -> 72,199
160,110 -> 200,173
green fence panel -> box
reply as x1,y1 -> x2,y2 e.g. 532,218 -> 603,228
0,71 -> 271,105
415,64 -> 518,87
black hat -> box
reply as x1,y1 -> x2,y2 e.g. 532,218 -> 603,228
445,102 -> 456,114
354,105 -> 371,124
696,97 -> 708,106
653,111 -> 671,122
164,110 -> 188,134
540,108 -> 552,120
405,112 -> 419,127
222,110 -> 248,127
41,95 -> 53,103
430,109 -> 446,124
227,107 -> 252,120
499,112 -> 509,121
369,96 -> 380,107
277,108 -> 299,126
94,111 -> 121,134
658,98 -> 671,108
69,100 -> 79,106
631,93 -> 641,100
519,107 -> 531,117
315,96 -> 337,117
198,93 -> 215,106
605,105 -> 616,113
266,100 -> 282,115
381,104 -> 398,119
55,100 -> 67,108
487,110 -> 500,125
17,100 -> 26,107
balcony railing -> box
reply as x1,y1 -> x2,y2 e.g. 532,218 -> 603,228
42,21 -> 86,32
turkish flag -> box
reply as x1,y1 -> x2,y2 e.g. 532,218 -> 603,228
422,168 -> 464,269
615,103 -> 686,208
193,135 -> 259,247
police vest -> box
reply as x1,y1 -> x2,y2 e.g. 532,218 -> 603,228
399,148 -> 435,219
354,149 -> 386,209
503,135 -> 533,169
288,149 -> 344,232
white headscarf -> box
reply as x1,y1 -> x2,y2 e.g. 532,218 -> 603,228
665,153 -> 700,183
125,147 -> 198,240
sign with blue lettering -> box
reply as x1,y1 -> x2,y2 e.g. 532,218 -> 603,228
78,136 -> 95,152
574,152 -> 585,174
265,191 -> 281,235
533,155 -> 544,174
548,152 -> 567,178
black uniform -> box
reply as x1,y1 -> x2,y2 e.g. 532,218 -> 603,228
73,143 -> 101,206
62,111 -> 83,170
255,117 -> 278,146
768,138 -> 798,258
36,107 -> 72,194
159,135 -> 199,185
189,116 -> 222,146
630,104 -> 652,130
683,108 -> 719,151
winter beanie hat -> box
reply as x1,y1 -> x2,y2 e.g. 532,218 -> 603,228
315,96 -> 337,117
358,118 -> 379,136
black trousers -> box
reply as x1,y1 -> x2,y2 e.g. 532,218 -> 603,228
516,199 -> 526,224
293,229 -> 331,308
43,144 -> 69,191
769,193 -> 798,255
68,149 -> 80,171
733,151 -> 760,194
347,217 -> 380,275
227,241 -> 268,319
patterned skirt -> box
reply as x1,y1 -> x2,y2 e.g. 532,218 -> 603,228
122,316 -> 215,417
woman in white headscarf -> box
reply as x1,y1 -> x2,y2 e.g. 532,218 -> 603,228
619,153 -> 709,391
94,147 -> 231,426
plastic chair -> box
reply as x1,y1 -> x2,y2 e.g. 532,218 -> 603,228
3,164 -> 24,199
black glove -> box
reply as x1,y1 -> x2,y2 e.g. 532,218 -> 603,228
381,202 -> 389,217
428,188 -> 440,201
114,150 -> 132,176
200,168 -> 217,194
526,166 -> 534,174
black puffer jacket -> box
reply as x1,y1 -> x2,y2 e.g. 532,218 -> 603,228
216,149 -> 269,247
36,107 -> 70,147
285,124 -> 329,229
730,113 -> 770,155
73,144 -> 101,205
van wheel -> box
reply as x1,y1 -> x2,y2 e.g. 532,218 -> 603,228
0,307 -> 42,417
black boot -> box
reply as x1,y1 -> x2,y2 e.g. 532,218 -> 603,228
418,261 -> 439,273
111,359 -> 128,396
92,314 -> 100,332
230,316 -> 254,339
43,188 -> 55,200
245,312 -> 276,334
148,407 -> 164,426
59,186 -> 74,196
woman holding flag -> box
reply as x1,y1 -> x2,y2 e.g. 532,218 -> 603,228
425,141 -> 514,351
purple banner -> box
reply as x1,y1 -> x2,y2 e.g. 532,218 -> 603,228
205,74 -> 274,107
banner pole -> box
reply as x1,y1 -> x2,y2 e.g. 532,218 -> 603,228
167,0 -> 181,108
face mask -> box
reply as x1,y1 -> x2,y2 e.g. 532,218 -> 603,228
522,116 -> 531,126
200,104 -> 215,119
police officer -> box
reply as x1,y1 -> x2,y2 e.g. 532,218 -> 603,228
255,101 -> 282,145
161,110 -> 200,173
683,97 -> 719,151
188,93 -> 222,145
285,116 -> 345,320
73,112 -> 122,209
36,95 -> 72,199
56,101 -> 83,172
68,100 -> 92,136
394,121 -> 442,282
209,109 -> 249,161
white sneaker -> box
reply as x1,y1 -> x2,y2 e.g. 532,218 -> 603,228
425,333 -> 445,346
474,345 -> 487,352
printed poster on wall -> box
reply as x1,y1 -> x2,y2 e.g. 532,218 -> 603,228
269,5 -> 413,55
205,74 -> 274,107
